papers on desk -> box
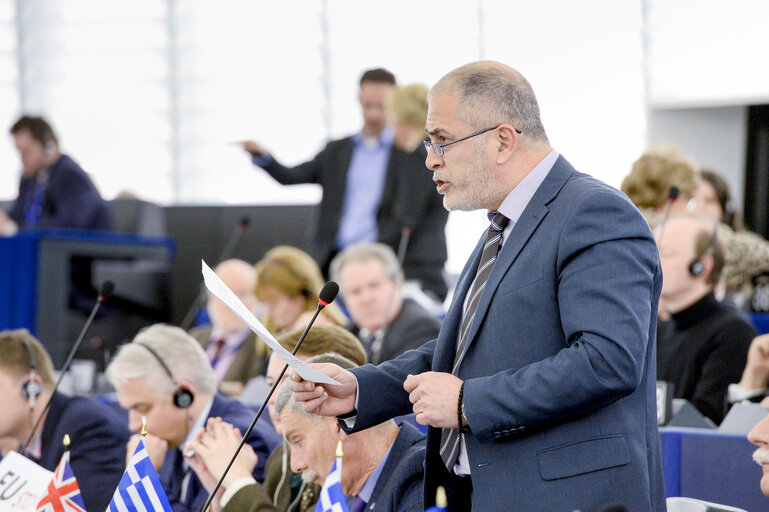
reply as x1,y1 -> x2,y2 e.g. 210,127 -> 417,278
201,260 -> 339,386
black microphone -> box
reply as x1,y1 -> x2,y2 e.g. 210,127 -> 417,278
657,186 -> 680,241
21,281 -> 114,453
180,216 -> 251,330
198,281 -> 339,512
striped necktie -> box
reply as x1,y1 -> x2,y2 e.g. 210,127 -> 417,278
439,211 -> 509,470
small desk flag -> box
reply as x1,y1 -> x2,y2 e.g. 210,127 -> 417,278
107,437 -> 173,512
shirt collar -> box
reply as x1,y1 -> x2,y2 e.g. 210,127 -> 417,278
182,397 -> 214,450
210,327 -> 250,348
494,148 -> 559,225
352,126 -> 394,149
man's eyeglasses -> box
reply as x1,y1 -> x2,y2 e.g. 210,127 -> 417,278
423,125 -> 521,157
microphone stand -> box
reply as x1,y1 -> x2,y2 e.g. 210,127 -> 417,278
396,225 -> 412,267
180,217 -> 250,330
21,281 -> 113,453
199,284 -> 337,512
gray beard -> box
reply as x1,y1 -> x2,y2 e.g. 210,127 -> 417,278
442,145 -> 506,212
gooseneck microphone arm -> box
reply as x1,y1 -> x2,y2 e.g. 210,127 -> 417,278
657,186 -> 680,241
396,224 -> 413,267
180,216 -> 251,330
21,281 -> 114,453
199,281 -> 339,512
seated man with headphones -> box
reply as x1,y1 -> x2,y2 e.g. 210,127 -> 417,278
0,115 -> 112,236
656,212 -> 757,424
0,329 -> 130,512
106,323 -> 281,512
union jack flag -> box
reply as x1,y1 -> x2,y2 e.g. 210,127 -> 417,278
36,450 -> 86,512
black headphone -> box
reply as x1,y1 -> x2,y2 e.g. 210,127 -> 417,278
689,226 -> 719,277
134,343 -> 194,409
20,337 -> 42,408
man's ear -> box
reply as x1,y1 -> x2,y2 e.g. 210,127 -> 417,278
495,124 -> 519,164
700,255 -> 715,281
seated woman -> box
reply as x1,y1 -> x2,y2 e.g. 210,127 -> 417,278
254,245 -> 348,334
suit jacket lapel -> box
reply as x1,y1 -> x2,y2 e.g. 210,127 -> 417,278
454,156 -> 575,369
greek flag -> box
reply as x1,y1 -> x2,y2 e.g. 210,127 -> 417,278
313,459 -> 348,512
107,438 -> 173,512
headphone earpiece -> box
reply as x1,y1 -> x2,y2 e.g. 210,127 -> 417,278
22,378 -> 42,408
173,387 -> 194,409
688,260 -> 705,277
44,139 -> 56,155
20,337 -> 41,408
135,343 -> 194,409
689,224 -> 719,278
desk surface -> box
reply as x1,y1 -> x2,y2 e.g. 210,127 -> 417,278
0,229 -> 175,365
660,427 -> 766,510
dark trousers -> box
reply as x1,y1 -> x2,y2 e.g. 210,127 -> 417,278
445,473 -> 473,512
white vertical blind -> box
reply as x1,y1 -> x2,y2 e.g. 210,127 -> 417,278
0,0 -> 18,197
14,0 -> 172,202
647,0 -> 769,107
0,1 -> 755,273
172,0 -> 325,204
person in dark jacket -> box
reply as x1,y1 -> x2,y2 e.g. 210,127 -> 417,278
0,329 -> 129,512
1,115 -> 112,235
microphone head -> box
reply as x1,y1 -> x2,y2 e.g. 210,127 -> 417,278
238,216 -> 251,230
668,186 -> 680,200
99,281 -> 114,300
318,281 -> 339,307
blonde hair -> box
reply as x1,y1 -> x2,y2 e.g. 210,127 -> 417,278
389,83 -> 429,130
621,146 -> 699,209
276,324 -> 367,367
254,246 -> 347,333
0,329 -> 55,385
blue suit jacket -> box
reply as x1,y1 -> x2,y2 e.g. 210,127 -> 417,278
9,154 -> 112,231
37,392 -> 130,512
158,394 -> 281,512
349,156 -> 665,511
365,421 -> 426,512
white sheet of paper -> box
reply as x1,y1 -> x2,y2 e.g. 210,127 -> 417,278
201,260 -> 339,385
0,451 -> 53,511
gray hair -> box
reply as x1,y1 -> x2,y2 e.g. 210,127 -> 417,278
275,352 -> 358,419
329,243 -> 403,289
106,323 -> 217,395
429,61 -> 549,148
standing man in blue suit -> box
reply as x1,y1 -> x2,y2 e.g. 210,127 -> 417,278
291,61 -> 665,511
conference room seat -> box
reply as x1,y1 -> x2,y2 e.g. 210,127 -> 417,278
92,197 -> 172,315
